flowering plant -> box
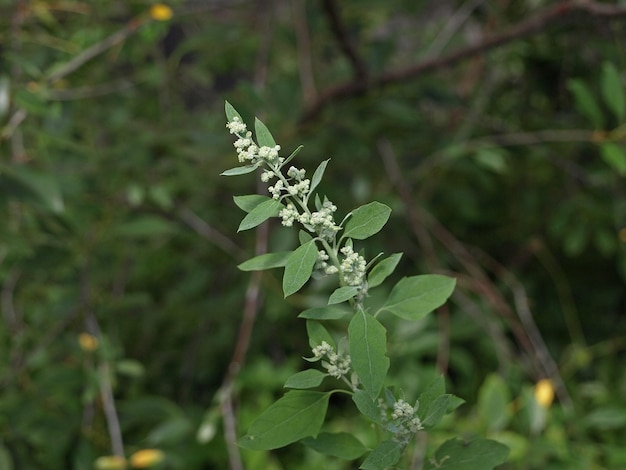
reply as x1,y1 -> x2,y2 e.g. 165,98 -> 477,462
223,102 -> 509,469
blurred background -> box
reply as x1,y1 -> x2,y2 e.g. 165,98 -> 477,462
0,0 -> 625,468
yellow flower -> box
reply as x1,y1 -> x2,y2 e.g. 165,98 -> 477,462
150,4 -> 173,21
78,332 -> 99,352
534,378 -> 555,408
129,449 -> 165,468
94,455 -> 127,470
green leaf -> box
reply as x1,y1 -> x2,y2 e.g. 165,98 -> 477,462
238,252 -> 292,271
478,374 -> 512,432
221,165 -> 258,176
600,142 -> 626,176
238,199 -> 284,232
299,229 -> 313,245
306,320 -> 335,349
360,440 -> 404,470
328,286 -> 359,305
343,201 -> 392,240
298,306 -> 349,320
225,100 -> 243,123
422,394 -> 452,428
310,159 -> 330,195
239,391 -> 330,450
423,438 -> 509,470
15,89 -> 48,115
0,164 -> 64,213
381,275 -> 456,320
418,375 -> 446,418
255,117 -> 276,148
349,310 -> 389,400
353,389 -> 382,424
368,253 -> 403,288
282,145 -> 304,167
302,432 -> 367,460
601,62 -> 625,122
284,369 -> 327,389
283,240 -> 318,297
0,444 -> 12,470
233,194 -> 272,213
568,79 -> 605,129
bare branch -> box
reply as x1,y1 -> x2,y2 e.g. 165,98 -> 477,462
303,0 -> 626,122
320,0 -> 368,80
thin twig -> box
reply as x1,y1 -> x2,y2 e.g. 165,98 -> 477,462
47,80 -> 136,101
378,138 -> 543,378
100,362 -> 125,456
292,0 -> 317,103
46,18 -> 145,83
321,0 -> 368,79
218,154 -> 270,470
178,206 -> 243,258
425,0 -> 486,58
302,0 -> 626,121
254,1 -> 274,90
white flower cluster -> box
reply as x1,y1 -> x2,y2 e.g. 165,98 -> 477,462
316,250 -> 339,275
391,399 -> 423,435
312,341 -> 351,379
339,245 -> 367,286
226,117 -> 282,165
302,200 -> 340,241
391,399 -> 415,419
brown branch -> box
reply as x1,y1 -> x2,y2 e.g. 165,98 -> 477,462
302,0 -> 626,122
321,0 -> 368,80
292,0 -> 317,103
378,138 -> 543,379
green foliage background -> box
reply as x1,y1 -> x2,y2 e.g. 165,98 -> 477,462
0,0 -> 625,468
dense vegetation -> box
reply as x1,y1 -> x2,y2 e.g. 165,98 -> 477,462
0,1 -> 624,469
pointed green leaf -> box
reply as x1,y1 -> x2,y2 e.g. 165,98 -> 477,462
238,199 -> 284,232
306,320 -> 335,349
255,117 -> 276,148
225,100 -> 243,123
601,62 -> 625,122
221,165 -> 258,176
478,374 -> 512,432
299,229 -> 313,245
568,79 -> 604,129
381,275 -> 456,320
310,159 -> 330,195
423,438 -> 509,470
353,389 -> 383,424
283,240 -> 318,297
418,375 -> 446,417
302,432 -> 367,460
422,394 -> 452,428
328,286 -> 359,305
284,369 -> 327,389
600,142 -> 626,176
282,145 -> 304,167
360,440 -> 404,470
298,306 -> 349,320
238,252 -> 292,271
343,202 -> 392,240
0,165 -> 64,213
238,391 -> 330,450
349,310 -> 389,400
367,253 -> 403,288
233,194 -> 272,213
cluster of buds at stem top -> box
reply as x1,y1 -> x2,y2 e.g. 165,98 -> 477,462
227,114 -> 368,290
377,397 -> 423,444
311,341 -> 351,380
